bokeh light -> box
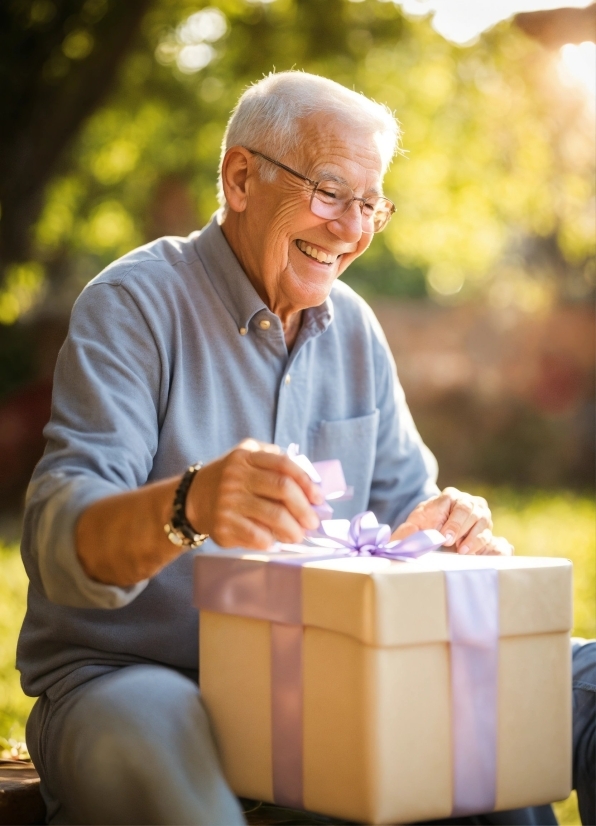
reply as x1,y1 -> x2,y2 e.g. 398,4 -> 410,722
559,42 -> 596,102
155,7 -> 227,74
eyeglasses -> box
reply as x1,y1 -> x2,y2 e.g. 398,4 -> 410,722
246,148 -> 395,233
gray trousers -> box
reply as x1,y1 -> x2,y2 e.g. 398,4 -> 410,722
27,665 -> 245,825
27,642 -> 596,826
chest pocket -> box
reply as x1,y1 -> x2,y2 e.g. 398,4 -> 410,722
308,409 -> 380,519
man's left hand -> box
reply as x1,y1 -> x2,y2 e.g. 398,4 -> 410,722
391,487 -> 513,556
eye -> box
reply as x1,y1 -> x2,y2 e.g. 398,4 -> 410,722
319,187 -> 340,200
362,202 -> 376,216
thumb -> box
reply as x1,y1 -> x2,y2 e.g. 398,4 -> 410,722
391,520 -> 419,542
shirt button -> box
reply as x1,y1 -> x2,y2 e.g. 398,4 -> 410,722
258,319 -> 271,330
284,374 -> 291,386
239,327 -> 247,336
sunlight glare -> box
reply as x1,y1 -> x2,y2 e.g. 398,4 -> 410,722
395,0 -> 595,46
559,42 -> 596,102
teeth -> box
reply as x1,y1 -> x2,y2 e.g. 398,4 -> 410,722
297,240 -> 337,264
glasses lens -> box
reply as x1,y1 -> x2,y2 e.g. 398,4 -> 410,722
311,184 -> 394,233
311,181 -> 353,219
370,198 -> 394,233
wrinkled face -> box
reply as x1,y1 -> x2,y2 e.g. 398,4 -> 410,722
237,115 -> 384,316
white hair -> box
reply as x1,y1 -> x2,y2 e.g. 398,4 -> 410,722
216,71 -> 400,207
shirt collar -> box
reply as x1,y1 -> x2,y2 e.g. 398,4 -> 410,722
193,215 -> 334,338
193,215 -> 266,333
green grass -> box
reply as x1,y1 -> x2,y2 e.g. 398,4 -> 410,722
0,541 -> 34,745
1,489 -> 594,823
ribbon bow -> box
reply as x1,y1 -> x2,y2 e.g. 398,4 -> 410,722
287,445 -> 444,560
308,510 -> 446,560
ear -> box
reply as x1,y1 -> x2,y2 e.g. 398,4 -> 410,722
221,146 -> 253,213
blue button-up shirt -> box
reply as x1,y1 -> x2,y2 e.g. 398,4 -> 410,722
18,217 -> 438,699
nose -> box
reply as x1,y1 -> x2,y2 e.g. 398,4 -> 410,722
327,198 -> 366,243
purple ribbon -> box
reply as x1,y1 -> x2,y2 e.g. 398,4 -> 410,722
287,448 -> 444,560
287,444 -> 353,520
446,568 -> 499,816
271,620 -> 303,809
307,510 -> 446,560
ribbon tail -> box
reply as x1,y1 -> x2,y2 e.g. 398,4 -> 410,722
446,568 -> 499,816
381,529 -> 446,559
271,622 -> 303,809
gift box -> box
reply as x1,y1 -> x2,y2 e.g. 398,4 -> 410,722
194,546 -> 572,825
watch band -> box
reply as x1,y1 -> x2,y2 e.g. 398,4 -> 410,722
164,462 -> 209,549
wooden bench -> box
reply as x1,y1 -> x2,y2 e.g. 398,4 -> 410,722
0,760 -> 349,825
0,762 -> 45,826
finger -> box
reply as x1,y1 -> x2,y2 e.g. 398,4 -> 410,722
416,493 -> 453,530
441,495 -> 491,546
213,512 -> 275,551
246,450 -> 324,505
480,535 -> 514,556
457,526 -> 492,555
390,521 -> 420,541
238,438 -> 281,455
248,468 -> 320,530
245,496 -> 306,545
455,515 -> 492,554
439,495 -> 477,546
398,494 -> 452,534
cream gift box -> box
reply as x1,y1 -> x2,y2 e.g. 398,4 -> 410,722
194,548 -> 572,825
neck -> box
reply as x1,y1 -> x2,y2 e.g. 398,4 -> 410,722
282,311 -> 302,350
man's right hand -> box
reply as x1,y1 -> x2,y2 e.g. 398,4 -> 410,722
187,439 -> 323,550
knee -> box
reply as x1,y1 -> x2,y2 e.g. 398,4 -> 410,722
57,667 -> 204,775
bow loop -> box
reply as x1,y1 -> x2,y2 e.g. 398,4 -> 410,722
348,511 -> 391,552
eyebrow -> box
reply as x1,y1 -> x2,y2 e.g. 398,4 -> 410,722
316,170 -> 383,198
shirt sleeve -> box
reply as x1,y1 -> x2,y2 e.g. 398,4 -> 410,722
21,277 -> 165,609
365,307 -> 440,529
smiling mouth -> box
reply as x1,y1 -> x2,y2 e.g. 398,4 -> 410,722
296,239 -> 341,265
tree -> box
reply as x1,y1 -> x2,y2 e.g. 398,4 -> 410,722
0,0 -> 151,270
0,0 -> 594,324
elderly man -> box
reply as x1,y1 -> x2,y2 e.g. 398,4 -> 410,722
19,72 -> 594,826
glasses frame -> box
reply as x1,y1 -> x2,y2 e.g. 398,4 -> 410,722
245,148 -> 395,233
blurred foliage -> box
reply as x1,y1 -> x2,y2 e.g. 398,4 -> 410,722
0,0 -> 593,323
0,541 -> 34,743
1,485 -> 593,824
0,324 -> 37,400
0,0 -> 150,266
0,263 -> 45,325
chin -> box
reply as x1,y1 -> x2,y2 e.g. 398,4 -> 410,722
291,273 -> 336,308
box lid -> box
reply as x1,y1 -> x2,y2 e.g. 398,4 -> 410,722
194,548 -> 572,647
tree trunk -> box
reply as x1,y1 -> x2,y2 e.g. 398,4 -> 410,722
0,0 -> 152,277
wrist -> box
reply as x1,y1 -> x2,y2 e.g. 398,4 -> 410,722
184,464 -> 210,536
164,463 -> 209,549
